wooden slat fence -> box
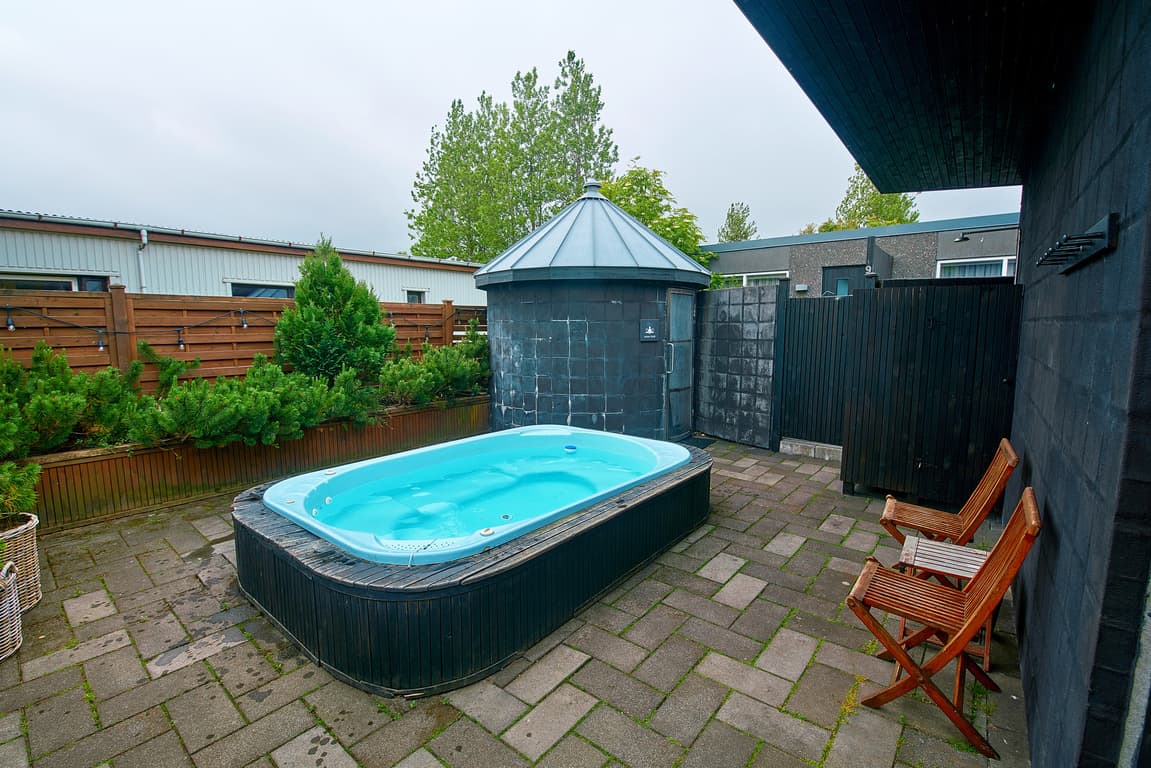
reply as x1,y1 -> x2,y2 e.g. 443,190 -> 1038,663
0,287 -> 486,386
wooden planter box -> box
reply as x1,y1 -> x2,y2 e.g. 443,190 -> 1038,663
30,397 -> 490,531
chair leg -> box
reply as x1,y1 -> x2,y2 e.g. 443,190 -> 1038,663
848,599 -> 999,759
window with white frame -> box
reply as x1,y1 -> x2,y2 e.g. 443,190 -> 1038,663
712,271 -> 789,289
936,257 -> 1017,278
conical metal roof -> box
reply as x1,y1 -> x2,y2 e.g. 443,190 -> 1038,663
474,182 -> 711,288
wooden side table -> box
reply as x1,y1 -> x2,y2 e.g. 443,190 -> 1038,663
896,536 -> 993,671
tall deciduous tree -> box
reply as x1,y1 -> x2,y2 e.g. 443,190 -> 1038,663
801,163 -> 919,233
717,202 -> 758,242
408,51 -> 618,263
600,162 -> 712,267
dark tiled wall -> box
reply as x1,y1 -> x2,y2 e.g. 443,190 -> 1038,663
485,282 -> 671,439
1008,2 -> 1151,764
694,286 -> 779,447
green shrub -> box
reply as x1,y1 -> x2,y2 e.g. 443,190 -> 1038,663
129,356 -> 331,448
274,238 -> 396,383
76,361 -> 144,448
137,341 -> 200,397
324,368 -> 379,427
421,344 -> 482,401
379,357 -> 440,406
0,461 -> 40,519
0,342 -> 86,456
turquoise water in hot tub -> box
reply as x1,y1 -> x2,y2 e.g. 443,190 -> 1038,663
262,425 -> 690,566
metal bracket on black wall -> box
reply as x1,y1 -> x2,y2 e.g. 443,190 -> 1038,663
1036,213 -> 1118,274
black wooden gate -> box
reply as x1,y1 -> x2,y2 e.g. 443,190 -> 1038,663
778,296 -> 854,445
840,278 -> 1022,504
776,277 -> 1022,506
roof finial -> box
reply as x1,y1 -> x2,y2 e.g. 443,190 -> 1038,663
582,180 -> 604,198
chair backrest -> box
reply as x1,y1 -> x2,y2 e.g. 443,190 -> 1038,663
955,438 -> 1020,544
962,487 -> 1041,624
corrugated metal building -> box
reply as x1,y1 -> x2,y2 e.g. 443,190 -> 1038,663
0,210 -> 486,305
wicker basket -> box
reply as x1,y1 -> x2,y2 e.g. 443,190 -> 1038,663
0,514 -> 40,613
0,563 -> 21,663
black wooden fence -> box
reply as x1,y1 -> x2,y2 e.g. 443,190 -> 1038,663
774,278 -> 1022,505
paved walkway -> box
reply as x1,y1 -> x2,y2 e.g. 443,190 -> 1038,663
0,440 -> 1030,767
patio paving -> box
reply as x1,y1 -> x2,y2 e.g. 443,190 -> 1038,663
1,440 -> 1030,767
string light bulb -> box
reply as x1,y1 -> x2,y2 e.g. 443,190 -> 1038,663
240,309 -> 248,329
97,330 -> 105,352
177,329 -> 185,351
4,307 -> 13,333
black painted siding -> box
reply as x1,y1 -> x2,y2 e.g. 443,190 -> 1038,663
1007,2 -> 1151,764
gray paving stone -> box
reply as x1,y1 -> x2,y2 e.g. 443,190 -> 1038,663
33,705 -> 169,768
100,662 -> 215,727
662,590 -> 737,628
166,681 -> 245,752
576,705 -> 683,768
505,644 -> 590,705
446,680 -> 528,733
565,625 -> 647,673
304,680 -> 390,744
26,685 -> 97,757
824,708 -> 900,768
0,665 -> 82,714
785,612 -> 874,652
0,710 -> 23,742
764,532 -> 806,558
114,729 -> 195,768
697,553 -> 745,583
896,726 -> 987,768
236,663 -> 332,721
429,718 -> 527,768
348,699 -> 459,766
582,603 -> 634,633
819,514 -> 855,536
523,618 -> 585,662
678,719 -> 758,768
748,743 -> 811,768
191,515 -> 234,543
62,589 -> 117,626
536,734 -> 607,768
394,748 -> 443,768
623,604 -> 687,650
678,617 -> 762,662
146,626 -> 247,678
270,725 -> 359,768
696,651 -> 790,706
633,635 -> 707,692
729,599 -> 789,643
816,641 -> 894,684
128,608 -> 189,659
783,663 -> 856,728
648,673 -> 727,745
0,739 -> 28,768
611,579 -> 674,617
503,683 -> 597,761
21,628 -> 131,681
84,645 -> 149,701
843,530 -> 879,552
717,693 -> 829,764
571,659 -> 664,720
190,700 -> 316,768
827,556 -> 863,575
755,627 -> 818,681
210,638 -> 280,698
184,605 -> 259,640
712,574 -> 766,610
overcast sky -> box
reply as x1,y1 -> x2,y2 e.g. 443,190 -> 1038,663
1,1 -> 1021,254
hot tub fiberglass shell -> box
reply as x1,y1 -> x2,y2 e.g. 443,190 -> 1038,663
233,426 -> 711,696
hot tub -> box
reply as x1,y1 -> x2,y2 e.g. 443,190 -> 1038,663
233,426 -> 711,696
261,426 -> 691,565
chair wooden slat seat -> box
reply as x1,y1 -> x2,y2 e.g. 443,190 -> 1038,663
848,488 -> 1041,759
899,536 -> 987,580
881,438 -> 1019,545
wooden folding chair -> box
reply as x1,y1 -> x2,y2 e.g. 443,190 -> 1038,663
847,488 -> 1041,759
880,438 -> 1019,545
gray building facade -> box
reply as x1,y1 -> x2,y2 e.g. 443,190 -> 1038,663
704,213 -> 1019,298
